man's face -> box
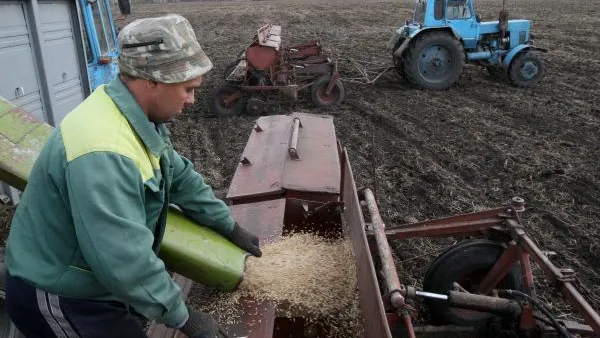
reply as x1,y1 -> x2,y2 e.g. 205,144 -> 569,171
147,75 -> 204,123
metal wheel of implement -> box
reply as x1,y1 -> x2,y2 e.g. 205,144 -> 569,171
508,51 -> 545,87
423,239 -> 522,327
310,75 -> 345,108
403,31 -> 465,90
209,85 -> 246,118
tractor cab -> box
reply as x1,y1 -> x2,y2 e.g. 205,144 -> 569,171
395,0 -> 483,49
413,0 -> 476,26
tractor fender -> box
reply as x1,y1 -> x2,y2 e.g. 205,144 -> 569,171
503,45 -> 547,68
394,27 -> 460,59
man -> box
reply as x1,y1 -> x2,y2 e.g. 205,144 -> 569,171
4,14 -> 260,338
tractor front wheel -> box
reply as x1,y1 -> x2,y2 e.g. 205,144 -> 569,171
310,75 -> 345,108
403,31 -> 465,90
209,85 -> 246,118
508,51 -> 545,87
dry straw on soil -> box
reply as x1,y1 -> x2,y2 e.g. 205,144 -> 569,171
190,233 -> 362,338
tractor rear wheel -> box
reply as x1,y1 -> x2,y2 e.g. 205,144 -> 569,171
403,31 -> 465,90
310,75 -> 345,108
423,240 -> 522,327
209,85 -> 246,118
508,51 -> 545,87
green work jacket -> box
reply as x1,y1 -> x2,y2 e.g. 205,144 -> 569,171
5,78 -> 235,327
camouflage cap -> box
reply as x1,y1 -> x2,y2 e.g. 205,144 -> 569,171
118,14 -> 213,83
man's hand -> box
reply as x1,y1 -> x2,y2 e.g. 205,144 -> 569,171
226,222 -> 262,257
179,308 -> 228,338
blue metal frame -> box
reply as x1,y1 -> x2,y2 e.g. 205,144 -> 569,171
78,0 -> 119,90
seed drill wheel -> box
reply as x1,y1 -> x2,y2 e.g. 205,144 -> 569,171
310,75 -> 345,108
403,31 -> 465,90
209,85 -> 246,118
508,51 -> 545,87
423,240 -> 522,327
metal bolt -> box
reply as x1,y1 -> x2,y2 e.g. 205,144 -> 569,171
510,197 -> 526,212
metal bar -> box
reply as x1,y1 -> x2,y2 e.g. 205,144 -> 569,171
518,250 -> 538,331
448,291 -> 522,317
387,207 -> 509,230
562,280 -> 600,333
288,117 -> 301,160
96,1 -> 111,53
369,67 -> 395,84
385,218 -> 505,239
402,314 -> 416,338
363,188 -> 407,310
519,251 -> 536,297
511,220 -> 600,333
477,243 -> 520,294
415,291 -> 448,301
79,0 -> 101,63
239,85 -> 295,91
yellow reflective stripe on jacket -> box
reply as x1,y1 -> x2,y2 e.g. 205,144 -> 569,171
60,86 -> 160,182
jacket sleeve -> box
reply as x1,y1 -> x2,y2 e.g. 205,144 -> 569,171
168,150 -> 235,235
65,152 -> 188,327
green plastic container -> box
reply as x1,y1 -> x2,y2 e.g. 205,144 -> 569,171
161,210 -> 247,291
0,96 -> 246,291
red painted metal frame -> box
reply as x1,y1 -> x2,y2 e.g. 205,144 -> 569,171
510,219 -> 600,333
377,201 -> 600,336
225,33 -> 338,105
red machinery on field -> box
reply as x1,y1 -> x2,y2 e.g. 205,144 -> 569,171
0,104 -> 598,337
195,113 -> 599,337
209,24 -> 345,117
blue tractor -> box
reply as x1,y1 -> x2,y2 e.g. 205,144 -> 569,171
389,0 -> 546,90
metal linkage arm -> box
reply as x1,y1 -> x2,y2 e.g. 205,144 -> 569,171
507,219 -> 600,334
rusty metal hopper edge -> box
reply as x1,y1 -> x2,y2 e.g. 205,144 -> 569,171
342,148 -> 393,338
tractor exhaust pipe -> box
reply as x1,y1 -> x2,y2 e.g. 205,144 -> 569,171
499,0 -> 509,46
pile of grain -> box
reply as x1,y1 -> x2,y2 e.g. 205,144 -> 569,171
190,233 -> 362,337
